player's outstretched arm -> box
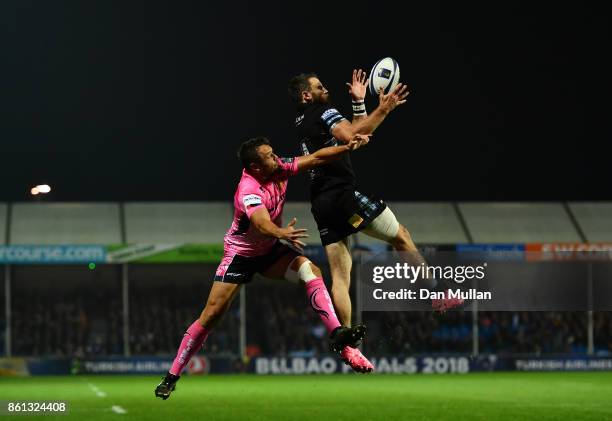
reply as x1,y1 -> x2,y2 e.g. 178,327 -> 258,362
331,83 -> 409,143
250,209 -> 308,251
296,135 -> 369,173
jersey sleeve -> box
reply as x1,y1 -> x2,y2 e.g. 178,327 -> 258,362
271,157 -> 299,181
238,183 -> 265,218
318,105 -> 347,134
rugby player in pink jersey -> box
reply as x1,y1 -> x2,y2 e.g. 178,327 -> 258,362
155,134 -> 373,400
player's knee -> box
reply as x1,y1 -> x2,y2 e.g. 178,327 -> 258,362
200,306 -> 224,327
309,261 -> 322,277
201,296 -> 229,323
286,257 -> 321,283
200,304 -> 217,320
289,256 -> 308,271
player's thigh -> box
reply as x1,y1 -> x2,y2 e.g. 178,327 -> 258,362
324,238 -> 352,283
259,249 -> 302,280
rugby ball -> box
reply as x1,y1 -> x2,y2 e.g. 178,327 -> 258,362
368,57 -> 400,96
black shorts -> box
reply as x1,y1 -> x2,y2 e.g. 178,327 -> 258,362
311,189 -> 387,246
214,242 -> 299,284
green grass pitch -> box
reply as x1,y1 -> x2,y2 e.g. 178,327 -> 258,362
1,373 -> 612,420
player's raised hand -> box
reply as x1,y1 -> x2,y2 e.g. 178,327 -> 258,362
346,69 -> 368,101
378,83 -> 410,113
347,134 -> 371,151
279,217 -> 308,252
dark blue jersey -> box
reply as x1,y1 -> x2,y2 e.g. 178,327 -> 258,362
295,103 -> 357,197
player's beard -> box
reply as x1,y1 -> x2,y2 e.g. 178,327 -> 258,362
315,92 -> 331,104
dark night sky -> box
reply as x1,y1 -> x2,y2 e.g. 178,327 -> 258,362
1,1 -> 610,202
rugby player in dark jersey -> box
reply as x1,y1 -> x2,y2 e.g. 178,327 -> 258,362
288,70 -> 463,333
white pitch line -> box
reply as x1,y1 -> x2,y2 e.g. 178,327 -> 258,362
87,383 -> 107,398
87,382 -> 127,415
111,405 -> 127,414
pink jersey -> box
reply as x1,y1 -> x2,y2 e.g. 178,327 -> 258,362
222,157 -> 299,257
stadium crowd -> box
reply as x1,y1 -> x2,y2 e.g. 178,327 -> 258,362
11,290 -> 122,357
7,281 -> 612,358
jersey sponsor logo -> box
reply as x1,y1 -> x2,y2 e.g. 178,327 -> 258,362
243,194 -> 263,208
225,272 -> 242,277
348,213 -> 364,228
321,108 -> 341,121
321,108 -> 345,133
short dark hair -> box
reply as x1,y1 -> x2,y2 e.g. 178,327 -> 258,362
288,72 -> 318,104
237,136 -> 271,169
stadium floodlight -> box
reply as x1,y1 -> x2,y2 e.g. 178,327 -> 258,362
30,184 -> 51,196
36,184 -> 52,193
